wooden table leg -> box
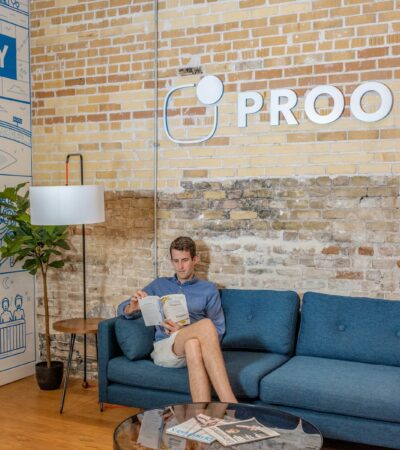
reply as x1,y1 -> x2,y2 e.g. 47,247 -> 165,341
60,333 -> 76,414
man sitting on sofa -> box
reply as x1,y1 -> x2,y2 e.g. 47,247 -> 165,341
117,236 -> 237,403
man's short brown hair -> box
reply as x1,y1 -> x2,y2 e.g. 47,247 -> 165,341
170,236 -> 197,259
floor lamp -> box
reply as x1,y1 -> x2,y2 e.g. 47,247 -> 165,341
29,156 -> 105,387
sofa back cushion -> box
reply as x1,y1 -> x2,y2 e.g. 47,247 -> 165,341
115,317 -> 154,361
296,291 -> 400,367
221,289 -> 299,355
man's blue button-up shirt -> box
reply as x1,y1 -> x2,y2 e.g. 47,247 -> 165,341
117,275 -> 225,342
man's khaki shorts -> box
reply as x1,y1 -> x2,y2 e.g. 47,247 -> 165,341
150,331 -> 187,368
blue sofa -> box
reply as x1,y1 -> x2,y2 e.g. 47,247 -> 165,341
98,290 -> 400,449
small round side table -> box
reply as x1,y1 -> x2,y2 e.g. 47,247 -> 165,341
53,317 -> 103,413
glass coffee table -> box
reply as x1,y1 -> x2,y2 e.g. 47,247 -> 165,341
114,402 -> 322,450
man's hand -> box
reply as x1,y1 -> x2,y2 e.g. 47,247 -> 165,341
161,318 -> 183,335
124,290 -> 147,315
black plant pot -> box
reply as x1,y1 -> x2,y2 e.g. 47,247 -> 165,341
35,361 -> 64,390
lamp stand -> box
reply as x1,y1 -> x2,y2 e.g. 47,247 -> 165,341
66,153 -> 88,388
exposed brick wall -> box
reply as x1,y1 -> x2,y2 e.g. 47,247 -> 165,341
157,175 -> 400,299
31,0 -> 400,190
30,1 -> 400,375
30,0 -> 156,190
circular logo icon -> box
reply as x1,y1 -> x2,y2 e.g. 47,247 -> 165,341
196,75 -> 224,105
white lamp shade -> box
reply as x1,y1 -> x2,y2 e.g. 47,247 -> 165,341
30,185 -> 105,225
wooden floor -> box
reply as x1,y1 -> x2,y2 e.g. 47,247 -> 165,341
0,376 -> 389,450
0,376 -> 138,450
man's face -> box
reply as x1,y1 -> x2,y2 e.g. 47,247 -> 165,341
170,249 -> 198,282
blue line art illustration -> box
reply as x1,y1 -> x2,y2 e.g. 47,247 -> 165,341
1,275 -> 12,289
0,296 -> 12,322
0,17 -> 29,106
0,0 -> 32,383
0,273 -> 34,372
0,4 -> 28,32
0,117 -> 30,146
17,33 -> 26,52
17,60 -> 26,79
8,83 -> 26,98
0,148 -> 16,170
0,199 -> 15,270
12,293 -> 23,320
0,102 -> 31,176
0,1 -> 20,11
0,1 -> 28,17
0,294 -> 26,357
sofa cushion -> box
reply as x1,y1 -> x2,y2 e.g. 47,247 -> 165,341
260,356 -> 400,423
108,356 -> 190,394
223,351 -> 290,398
296,292 -> 400,367
108,351 -> 289,399
114,317 -> 154,361
221,289 -> 299,354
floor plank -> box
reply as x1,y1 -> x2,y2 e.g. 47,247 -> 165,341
0,376 -> 389,449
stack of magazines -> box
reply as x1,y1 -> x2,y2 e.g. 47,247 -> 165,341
166,413 -> 280,446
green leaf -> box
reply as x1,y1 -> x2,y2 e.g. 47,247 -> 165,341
23,258 -> 39,270
48,260 -> 64,269
16,212 -> 31,222
55,240 -> 70,250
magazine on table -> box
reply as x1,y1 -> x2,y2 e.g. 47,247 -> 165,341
138,294 -> 190,327
166,414 -> 279,446
166,413 -> 235,444
206,417 -> 280,446
166,417 -> 216,444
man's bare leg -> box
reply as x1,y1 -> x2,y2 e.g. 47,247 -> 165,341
184,338 -> 211,402
174,319 -> 237,403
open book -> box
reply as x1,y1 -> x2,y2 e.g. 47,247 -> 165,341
138,294 -> 190,327
166,414 -> 279,446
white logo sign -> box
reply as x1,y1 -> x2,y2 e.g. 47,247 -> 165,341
163,75 -> 224,144
163,78 -> 393,144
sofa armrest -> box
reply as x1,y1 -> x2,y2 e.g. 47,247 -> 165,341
98,317 -> 122,403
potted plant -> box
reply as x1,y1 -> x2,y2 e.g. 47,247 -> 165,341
0,182 -> 70,390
